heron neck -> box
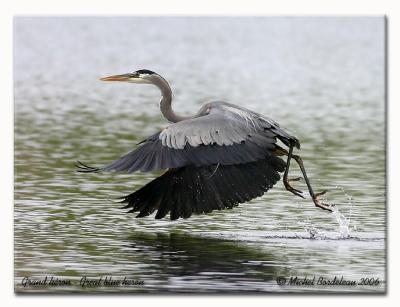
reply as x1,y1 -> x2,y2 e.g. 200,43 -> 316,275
153,77 -> 189,123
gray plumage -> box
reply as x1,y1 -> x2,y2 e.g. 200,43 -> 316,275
159,101 -> 299,149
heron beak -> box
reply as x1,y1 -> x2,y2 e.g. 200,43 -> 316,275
100,73 -> 133,82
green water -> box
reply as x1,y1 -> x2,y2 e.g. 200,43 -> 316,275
14,16 -> 385,293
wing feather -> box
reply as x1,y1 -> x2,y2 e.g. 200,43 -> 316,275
77,102 -> 299,173
120,155 -> 286,220
78,131 -> 276,173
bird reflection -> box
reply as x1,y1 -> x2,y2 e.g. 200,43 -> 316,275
126,231 -> 285,291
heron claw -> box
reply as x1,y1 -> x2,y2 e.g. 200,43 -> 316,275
313,190 -> 333,212
284,180 -> 305,199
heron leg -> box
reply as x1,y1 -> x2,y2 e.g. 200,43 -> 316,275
291,153 -> 333,212
274,145 -> 305,199
274,144 -> 333,212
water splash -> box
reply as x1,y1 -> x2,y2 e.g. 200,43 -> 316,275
329,185 -> 357,238
294,185 -> 357,240
297,219 -> 326,239
331,206 -> 351,238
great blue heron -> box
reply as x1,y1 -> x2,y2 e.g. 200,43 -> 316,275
77,69 -> 333,220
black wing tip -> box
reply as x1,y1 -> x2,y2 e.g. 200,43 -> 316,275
75,160 -> 101,173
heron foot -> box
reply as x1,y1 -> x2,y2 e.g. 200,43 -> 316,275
284,177 -> 305,199
312,190 -> 334,212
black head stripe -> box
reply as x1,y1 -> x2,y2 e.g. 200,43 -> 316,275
136,69 -> 156,75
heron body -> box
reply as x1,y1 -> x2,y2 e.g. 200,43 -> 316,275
77,69 -> 332,220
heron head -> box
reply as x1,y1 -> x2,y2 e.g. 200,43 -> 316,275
100,69 -> 158,84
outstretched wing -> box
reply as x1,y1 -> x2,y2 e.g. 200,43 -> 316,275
78,103 -> 299,173
77,102 -> 298,173
120,154 -> 286,220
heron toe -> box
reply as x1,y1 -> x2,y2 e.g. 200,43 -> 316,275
312,190 -> 333,212
283,181 -> 305,199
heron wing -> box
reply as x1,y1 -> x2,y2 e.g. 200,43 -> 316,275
76,131 -> 276,173
159,108 -> 263,149
76,102 -> 297,173
77,108 -> 272,173
120,155 -> 286,220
